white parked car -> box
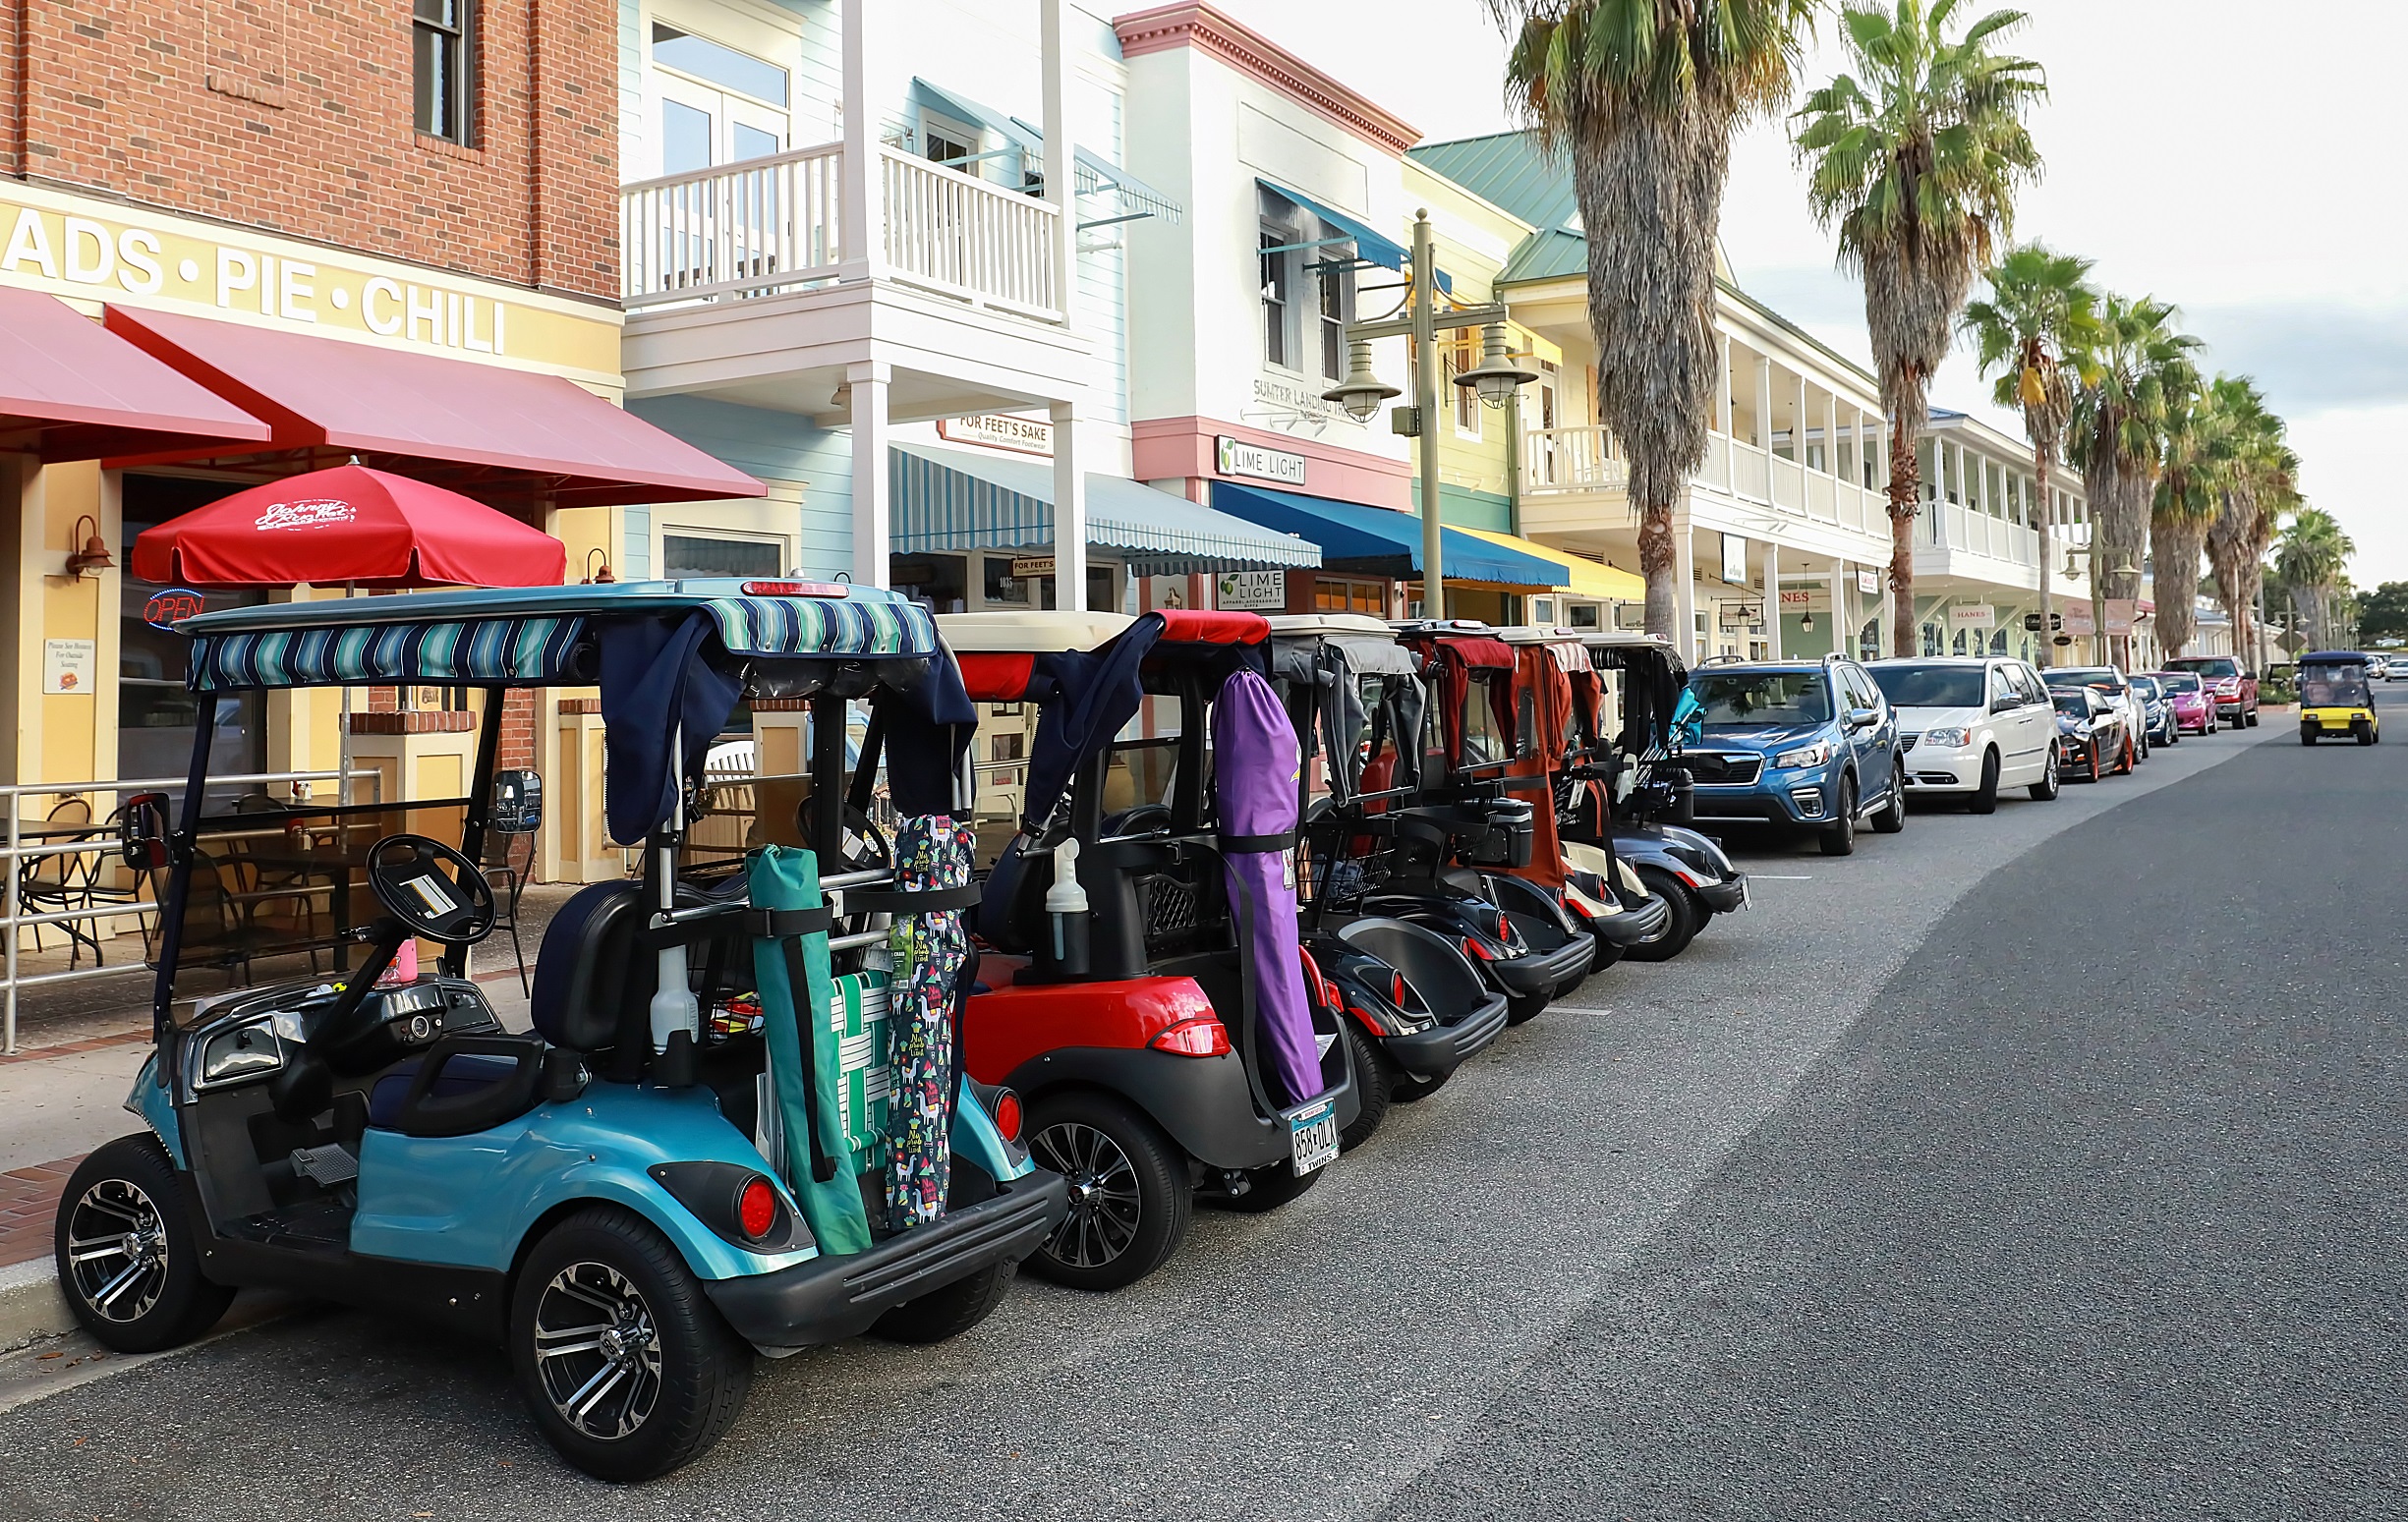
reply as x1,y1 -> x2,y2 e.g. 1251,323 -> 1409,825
1866,656 -> 2061,811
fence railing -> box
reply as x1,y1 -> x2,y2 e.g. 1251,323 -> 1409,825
620,142 -> 1063,321
621,142 -> 845,310
1521,425 -> 1628,493
4,769 -> 380,1054
879,146 -> 1061,318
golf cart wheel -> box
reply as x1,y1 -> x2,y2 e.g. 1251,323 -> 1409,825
1504,991 -> 1549,1026
1968,750 -> 2001,815
510,1206 -> 752,1483
872,1259 -> 1017,1344
2300,724 -> 2317,746
1337,1020 -> 1394,1153
1625,867 -> 1699,963
55,1134 -> 233,1354
2357,720 -> 2375,746
1025,1092 -> 1187,1292
1390,1069 -> 1451,1103
2029,744 -> 2062,802
1871,768 -> 1908,832
1818,777 -> 1858,857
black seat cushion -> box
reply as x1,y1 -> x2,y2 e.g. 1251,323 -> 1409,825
367,1046 -> 544,1135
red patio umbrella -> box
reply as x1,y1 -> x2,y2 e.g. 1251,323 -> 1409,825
131,463 -> 567,589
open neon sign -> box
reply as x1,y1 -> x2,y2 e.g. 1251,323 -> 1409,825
142,587 -> 206,630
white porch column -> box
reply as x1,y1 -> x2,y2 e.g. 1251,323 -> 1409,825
1715,334 -> 1734,436
1051,401 -> 1087,607
1760,538 -> 1782,658
848,361 -> 891,587
1823,390 -> 1840,478
1831,558 -> 1851,657
1793,374 -> 1808,463
1040,0 -> 1078,329
837,0 -> 886,284
1753,358 -> 1774,451
1673,512 -> 1697,663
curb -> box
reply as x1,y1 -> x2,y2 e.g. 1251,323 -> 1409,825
0,1257 -> 71,1354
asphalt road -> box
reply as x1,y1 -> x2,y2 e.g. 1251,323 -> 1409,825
7,720 -> 2379,1521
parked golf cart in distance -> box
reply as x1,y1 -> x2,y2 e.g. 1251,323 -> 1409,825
57,581 -> 1063,1482
943,610 -> 1357,1291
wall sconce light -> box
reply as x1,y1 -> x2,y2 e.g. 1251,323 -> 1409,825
64,515 -> 113,579
581,547 -> 616,585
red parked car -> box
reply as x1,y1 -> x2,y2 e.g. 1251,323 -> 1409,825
2148,670 -> 2218,735
2163,655 -> 2258,728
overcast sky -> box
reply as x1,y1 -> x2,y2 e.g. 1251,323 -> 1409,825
1199,0 -> 2408,587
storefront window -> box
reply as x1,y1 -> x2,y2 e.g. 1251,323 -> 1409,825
891,555 -> 969,613
662,534 -> 782,579
122,476 -> 266,788
1313,578 -> 1386,615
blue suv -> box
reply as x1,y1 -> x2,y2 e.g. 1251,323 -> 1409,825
1677,655 -> 1907,856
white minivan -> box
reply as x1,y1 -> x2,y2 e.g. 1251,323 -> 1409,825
1866,656 -> 2061,812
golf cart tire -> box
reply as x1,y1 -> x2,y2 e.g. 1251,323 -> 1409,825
1024,1090 -> 1189,1293
510,1206 -> 753,1483
1503,991 -> 1548,1026
1338,1019 -> 1394,1153
54,1134 -> 235,1355
1390,1069 -> 1451,1103
1625,868 -> 1699,963
871,1259 -> 1017,1344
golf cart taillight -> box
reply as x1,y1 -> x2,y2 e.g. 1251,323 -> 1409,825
741,580 -> 849,598
1150,1016 -> 1232,1057
991,1087 -> 1024,1143
1391,971 -> 1407,1010
736,1175 -> 778,1241
1461,936 -> 1495,962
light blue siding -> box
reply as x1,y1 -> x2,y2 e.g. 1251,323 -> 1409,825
627,397 -> 856,579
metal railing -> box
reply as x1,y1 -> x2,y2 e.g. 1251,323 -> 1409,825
619,142 -> 1063,321
4,768 -> 379,1054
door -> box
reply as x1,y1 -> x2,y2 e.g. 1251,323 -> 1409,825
2010,664 -> 2051,778
658,71 -> 787,177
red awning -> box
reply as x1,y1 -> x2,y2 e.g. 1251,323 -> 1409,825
0,288 -> 271,462
102,306 -> 764,509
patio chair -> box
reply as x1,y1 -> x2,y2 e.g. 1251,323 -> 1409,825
16,796 -> 103,968
480,825 -> 537,994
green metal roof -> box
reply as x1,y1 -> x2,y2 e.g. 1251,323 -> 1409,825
1407,132 -> 1578,235
1499,227 -> 1588,285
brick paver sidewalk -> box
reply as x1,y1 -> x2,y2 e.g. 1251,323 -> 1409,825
1,1156 -> 79,1269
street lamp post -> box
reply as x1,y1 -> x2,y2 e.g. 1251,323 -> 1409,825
1323,208 -> 1532,618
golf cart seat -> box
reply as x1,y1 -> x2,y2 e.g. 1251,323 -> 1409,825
367,1048 -> 545,1135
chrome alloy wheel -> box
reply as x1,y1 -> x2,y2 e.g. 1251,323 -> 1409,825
533,1262 -> 663,1441
1031,1122 -> 1143,1269
65,1178 -> 170,1324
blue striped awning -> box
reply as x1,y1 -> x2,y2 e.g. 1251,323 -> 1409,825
891,444 -> 1320,576
697,593 -> 935,658
190,615 -> 585,692
1209,480 -> 1570,588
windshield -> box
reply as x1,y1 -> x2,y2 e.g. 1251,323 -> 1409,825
2157,674 -> 2201,693
2044,667 -> 2113,690
1689,671 -> 1831,727
2300,664 -> 2372,705
2051,692 -> 2092,717
2128,677 -> 2160,700
2167,656 -> 2238,678
1869,663 -> 1984,708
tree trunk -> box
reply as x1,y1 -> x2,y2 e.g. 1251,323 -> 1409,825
2033,440 -> 2054,667
1887,405 -> 1921,656
1638,493 -> 1680,650
2153,516 -> 2206,657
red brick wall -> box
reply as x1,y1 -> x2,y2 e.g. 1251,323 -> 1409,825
0,0 -> 617,300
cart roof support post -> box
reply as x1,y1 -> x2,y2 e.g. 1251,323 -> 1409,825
443,690 -> 509,979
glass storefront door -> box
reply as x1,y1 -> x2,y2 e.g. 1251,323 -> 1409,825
121,475 -> 267,789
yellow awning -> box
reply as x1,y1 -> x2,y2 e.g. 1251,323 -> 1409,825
1461,528 -> 1646,600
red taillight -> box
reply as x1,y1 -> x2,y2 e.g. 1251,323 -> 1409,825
1462,936 -> 1494,962
1390,971 -> 1407,1009
736,1175 -> 777,1241
992,1088 -> 1023,1143
740,580 -> 849,598
1149,1015 -> 1233,1056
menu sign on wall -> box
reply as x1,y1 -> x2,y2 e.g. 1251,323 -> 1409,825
1215,436 -> 1308,486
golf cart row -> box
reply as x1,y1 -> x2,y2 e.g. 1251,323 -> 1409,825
55,583 -> 1742,1481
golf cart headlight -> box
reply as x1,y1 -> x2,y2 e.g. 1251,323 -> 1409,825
1921,726 -> 1971,749
1773,741 -> 1832,769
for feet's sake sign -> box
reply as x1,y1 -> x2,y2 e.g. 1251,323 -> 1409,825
0,182 -> 620,385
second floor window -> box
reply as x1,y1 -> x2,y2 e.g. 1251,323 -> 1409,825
1261,229 -> 1291,369
1318,254 -> 1351,382
414,0 -> 473,143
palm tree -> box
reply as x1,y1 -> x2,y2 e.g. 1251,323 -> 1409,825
1963,243 -> 2097,666
2149,370 -> 2227,657
1795,0 -> 2045,656
2202,379 -> 2286,662
2274,506 -> 2354,648
1491,0 -> 1819,644
2067,294 -> 2198,667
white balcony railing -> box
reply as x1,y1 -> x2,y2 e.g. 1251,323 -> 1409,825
879,146 -> 1061,318
1730,439 -> 1771,503
620,142 -> 1062,320
1921,500 -> 2042,569
1522,425 -> 1628,493
622,143 -> 845,309
1770,454 -> 1806,514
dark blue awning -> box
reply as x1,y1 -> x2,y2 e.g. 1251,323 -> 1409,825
1209,481 -> 1567,588
1258,179 -> 1451,295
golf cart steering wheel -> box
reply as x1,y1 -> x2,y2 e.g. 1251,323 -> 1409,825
794,798 -> 892,876
364,834 -> 496,946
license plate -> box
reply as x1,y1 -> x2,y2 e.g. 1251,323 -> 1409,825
1286,1097 -> 1340,1176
